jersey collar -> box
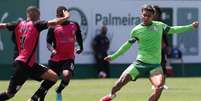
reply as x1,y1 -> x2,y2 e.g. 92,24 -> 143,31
141,21 -> 153,26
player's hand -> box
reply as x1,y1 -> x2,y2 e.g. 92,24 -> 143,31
63,10 -> 70,19
52,49 -> 57,55
104,55 -> 112,61
76,48 -> 83,54
192,21 -> 199,29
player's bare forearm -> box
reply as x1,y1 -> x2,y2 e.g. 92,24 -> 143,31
0,23 -> 6,29
47,10 -> 70,26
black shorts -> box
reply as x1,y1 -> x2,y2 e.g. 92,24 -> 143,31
7,60 -> 48,94
13,60 -> 48,81
48,59 -> 74,76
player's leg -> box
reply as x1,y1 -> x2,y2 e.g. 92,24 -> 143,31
0,61 -> 29,100
100,64 -> 139,101
56,60 -> 74,101
55,70 -> 72,101
95,53 -> 105,78
28,63 -> 58,101
148,67 -> 165,101
98,53 -> 109,78
35,61 -> 60,101
151,60 -> 168,90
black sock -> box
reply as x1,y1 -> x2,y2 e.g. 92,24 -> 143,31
0,92 -> 11,101
56,80 -> 69,93
32,80 -> 56,99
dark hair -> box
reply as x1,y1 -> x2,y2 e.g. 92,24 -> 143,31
141,4 -> 155,14
56,6 -> 68,17
153,5 -> 162,18
26,6 -> 39,14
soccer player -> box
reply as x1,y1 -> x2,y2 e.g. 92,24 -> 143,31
100,4 -> 199,101
0,6 -> 70,101
153,5 -> 169,89
29,6 -> 83,101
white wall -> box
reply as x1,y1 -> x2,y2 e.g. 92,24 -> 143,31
39,0 -> 201,64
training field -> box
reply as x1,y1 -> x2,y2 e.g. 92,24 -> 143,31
0,78 -> 201,101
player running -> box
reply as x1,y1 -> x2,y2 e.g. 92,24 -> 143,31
29,6 -> 83,101
0,6 -> 69,101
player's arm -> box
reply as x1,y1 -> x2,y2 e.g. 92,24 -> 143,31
165,21 -> 199,34
75,22 -> 83,54
0,21 -> 18,30
0,23 -> 6,29
46,27 -> 56,55
105,28 -> 137,61
104,37 -> 136,61
47,10 -> 70,26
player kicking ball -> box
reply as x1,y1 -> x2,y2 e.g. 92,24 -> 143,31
100,4 -> 199,101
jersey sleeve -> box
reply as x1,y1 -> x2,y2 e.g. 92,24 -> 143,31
129,27 -> 138,43
162,23 -> 171,34
110,41 -> 132,60
46,27 -> 55,44
6,21 -> 19,31
74,22 -> 83,50
35,20 -> 48,32
161,22 -> 194,34
110,28 -> 136,60
168,24 -> 193,34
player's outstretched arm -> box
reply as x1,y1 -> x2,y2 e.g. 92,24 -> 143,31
107,40 -> 134,61
0,23 -> 7,29
168,21 -> 199,34
47,10 -> 70,26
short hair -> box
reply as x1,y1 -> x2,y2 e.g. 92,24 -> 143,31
26,6 -> 39,14
153,5 -> 162,18
56,6 -> 68,17
141,4 -> 155,14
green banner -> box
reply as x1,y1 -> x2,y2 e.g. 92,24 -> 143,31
0,0 -> 38,64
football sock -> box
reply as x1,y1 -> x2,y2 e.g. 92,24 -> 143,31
56,80 -> 69,93
0,92 -> 11,100
109,93 -> 116,99
32,80 -> 56,99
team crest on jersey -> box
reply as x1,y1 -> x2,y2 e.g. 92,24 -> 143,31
149,26 -> 159,32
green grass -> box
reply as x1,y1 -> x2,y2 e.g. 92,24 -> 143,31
0,77 -> 201,101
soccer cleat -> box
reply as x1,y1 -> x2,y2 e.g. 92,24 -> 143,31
56,93 -> 62,101
100,95 -> 112,101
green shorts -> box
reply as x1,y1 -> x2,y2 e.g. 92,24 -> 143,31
122,60 -> 163,81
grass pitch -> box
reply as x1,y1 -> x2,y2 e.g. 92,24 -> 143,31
0,77 -> 201,101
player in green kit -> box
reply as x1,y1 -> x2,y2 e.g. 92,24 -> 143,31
100,4 -> 199,101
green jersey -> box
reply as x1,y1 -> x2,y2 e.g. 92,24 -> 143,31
111,21 -> 194,64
